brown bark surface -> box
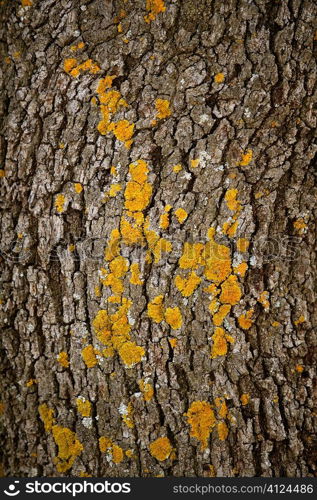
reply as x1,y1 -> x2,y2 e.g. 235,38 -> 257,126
1,0 -> 316,477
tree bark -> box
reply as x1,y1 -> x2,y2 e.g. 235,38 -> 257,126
1,0 -> 316,478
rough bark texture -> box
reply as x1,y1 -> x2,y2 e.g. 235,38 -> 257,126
1,0 -> 317,478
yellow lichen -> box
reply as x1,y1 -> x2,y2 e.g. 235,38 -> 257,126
258,291 -> 270,311
184,401 -> 216,449
99,436 -> 112,453
76,398 -> 91,417
57,351 -> 69,368
238,149 -> 253,167
174,208 -> 188,224
214,397 -> 228,419
217,421 -> 229,441
211,327 -> 234,358
222,220 -> 239,238
108,120 -> 134,148
118,341 -> 145,367
175,271 -> 201,297
165,306 -> 182,329
204,235 -> 232,284
104,228 -> 121,261
214,72 -> 225,83
39,404 -> 55,432
147,295 -> 164,323
109,183 -> 122,197
169,338 -> 177,348
159,212 -> 170,229
0,169 -> 5,178
237,238 -> 250,252
293,219 -> 307,233
124,160 -> 152,212
240,393 -> 250,406
238,309 -> 254,330
173,164 -> 182,173
294,315 -> 305,325
55,194 -> 66,213
52,425 -> 83,473
295,364 -> 304,373
26,379 -> 37,387
74,182 -> 83,194
225,189 -> 242,212
130,262 -> 143,285
219,275 -> 242,305
149,437 -> 172,461
138,380 -> 154,401
64,58 -> 100,77
21,0 -> 33,6
121,402 -> 134,428
212,304 -> 231,326
233,261 -> 248,277
81,345 -> 98,368
144,0 -> 166,23
179,242 -> 205,270
191,158 -> 200,168
155,98 -> 171,119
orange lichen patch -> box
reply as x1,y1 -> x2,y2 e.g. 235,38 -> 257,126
81,345 -> 98,368
271,321 -> 280,327
149,437 -> 172,461
138,380 -> 154,402
118,341 -> 145,367
233,261 -> 248,277
238,309 -> 254,330
184,401 -> 216,449
125,449 -> 134,458
175,271 -> 201,297
258,291 -> 270,311
222,220 -> 239,238
159,212 -> 170,229
211,327 -> 234,358
120,402 -> 134,428
64,58 -> 98,77
214,72 -> 225,83
168,337 -> 177,349
225,189 -> 242,212
204,283 -> 219,295
209,299 -> 219,315
165,307 -> 182,329
212,304 -> 231,326
70,41 -> 85,51
173,164 -> 182,173
22,0 -> 33,5
39,404 -> 55,432
295,364 -> 304,373
76,398 -> 91,417
74,182 -> 83,194
55,194 -> 66,213
293,218 -> 307,234
190,158 -> 200,168
78,471 -> 91,477
52,425 -> 83,473
204,238 -> 232,284
144,0 -> 166,23
155,98 -> 171,119
214,397 -> 228,419
117,23 -> 123,33
107,120 -> 134,148
219,275 -> 242,305
0,169 -> 5,178
0,402 -> 5,415
110,165 -> 117,176
129,262 -> 143,285
99,436 -> 112,453
57,351 -> 69,368
120,218 -> 144,246
104,228 -> 121,261
147,295 -> 164,322
217,421 -> 229,441
109,256 -> 129,278
240,393 -> 250,406
179,242 -> 205,270
294,315 -> 305,326
26,379 -> 37,387
174,208 -> 188,224
238,149 -> 253,167
254,191 -> 263,199
109,183 -> 122,197
124,160 -> 152,211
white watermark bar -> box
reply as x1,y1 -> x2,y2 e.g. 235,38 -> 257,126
0,478 -> 315,499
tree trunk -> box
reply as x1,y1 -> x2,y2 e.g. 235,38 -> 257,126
1,0 -> 316,478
